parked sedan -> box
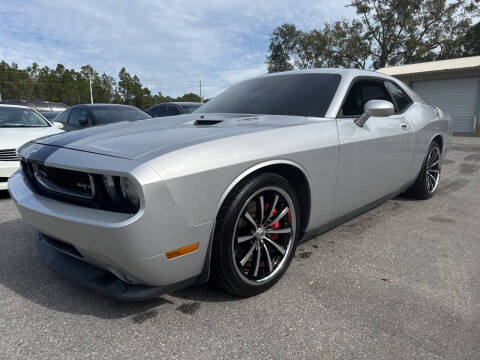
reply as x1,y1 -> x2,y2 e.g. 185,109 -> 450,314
0,105 -> 64,190
9,69 -> 451,300
54,104 -> 151,131
145,102 -> 202,117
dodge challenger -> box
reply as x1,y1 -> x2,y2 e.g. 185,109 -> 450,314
8,69 -> 452,300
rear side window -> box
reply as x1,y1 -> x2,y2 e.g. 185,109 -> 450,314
341,79 -> 394,117
385,81 -> 412,113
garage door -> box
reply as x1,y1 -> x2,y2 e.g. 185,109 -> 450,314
412,77 -> 479,133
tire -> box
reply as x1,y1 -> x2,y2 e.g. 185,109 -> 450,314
405,141 -> 442,199
210,172 -> 301,297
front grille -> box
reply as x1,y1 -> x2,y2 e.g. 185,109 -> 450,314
0,149 -> 19,161
31,163 -> 94,199
20,159 -> 139,214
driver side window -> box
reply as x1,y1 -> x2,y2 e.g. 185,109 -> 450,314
69,109 -> 91,127
341,79 -> 394,117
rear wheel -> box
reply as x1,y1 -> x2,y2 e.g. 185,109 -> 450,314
211,173 -> 300,296
406,141 -> 441,199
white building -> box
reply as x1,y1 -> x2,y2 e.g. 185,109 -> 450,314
379,56 -> 480,136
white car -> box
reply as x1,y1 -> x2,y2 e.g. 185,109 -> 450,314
0,105 -> 64,190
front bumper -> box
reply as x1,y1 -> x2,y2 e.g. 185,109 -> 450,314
37,233 -> 197,301
8,170 -> 213,295
0,160 -> 19,190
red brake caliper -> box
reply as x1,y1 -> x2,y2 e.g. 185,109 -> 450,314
265,203 -> 280,241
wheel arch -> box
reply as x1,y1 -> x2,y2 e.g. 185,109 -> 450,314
215,160 -> 311,234
431,134 -> 444,152
196,160 -> 312,284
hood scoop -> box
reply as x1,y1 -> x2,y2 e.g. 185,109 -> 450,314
193,119 -> 223,126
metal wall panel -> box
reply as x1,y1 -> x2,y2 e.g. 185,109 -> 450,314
412,77 -> 479,133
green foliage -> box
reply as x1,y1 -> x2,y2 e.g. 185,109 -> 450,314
0,62 -> 201,108
459,22 -> 480,57
266,0 -> 479,72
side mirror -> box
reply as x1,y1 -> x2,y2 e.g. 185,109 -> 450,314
354,100 -> 395,127
78,119 -> 88,127
52,121 -> 64,129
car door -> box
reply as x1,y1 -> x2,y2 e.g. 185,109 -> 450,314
68,108 -> 92,131
333,78 -> 414,218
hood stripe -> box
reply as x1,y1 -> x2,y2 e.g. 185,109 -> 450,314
40,129 -> 99,148
27,144 -> 60,163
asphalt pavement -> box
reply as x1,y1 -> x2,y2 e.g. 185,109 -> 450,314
0,137 -> 479,359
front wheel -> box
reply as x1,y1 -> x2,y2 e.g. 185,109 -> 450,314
406,141 -> 441,199
211,173 -> 300,296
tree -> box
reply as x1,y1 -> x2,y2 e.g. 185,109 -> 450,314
266,24 -> 299,72
0,60 -> 202,108
459,22 -> 480,56
266,0 -> 479,72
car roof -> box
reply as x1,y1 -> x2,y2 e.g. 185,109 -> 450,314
0,104 -> 33,110
256,67 -> 401,83
0,99 -> 67,105
169,102 -> 202,106
68,103 -> 139,110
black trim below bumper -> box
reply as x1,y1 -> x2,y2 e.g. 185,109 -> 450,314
37,233 -> 197,301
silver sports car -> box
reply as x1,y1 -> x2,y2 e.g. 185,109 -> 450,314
9,69 -> 452,300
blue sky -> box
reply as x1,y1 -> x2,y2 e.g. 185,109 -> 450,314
0,0 -> 355,98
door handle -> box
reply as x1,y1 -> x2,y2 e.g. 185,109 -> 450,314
400,123 -> 408,129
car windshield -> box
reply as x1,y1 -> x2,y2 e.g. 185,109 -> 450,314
182,104 -> 202,113
197,73 -> 341,117
0,107 -> 50,127
91,107 -> 151,125
41,112 -> 60,121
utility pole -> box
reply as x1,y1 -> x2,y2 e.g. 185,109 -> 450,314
89,76 -> 93,104
199,80 -> 203,103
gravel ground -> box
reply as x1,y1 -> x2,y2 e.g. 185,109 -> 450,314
0,137 -> 479,360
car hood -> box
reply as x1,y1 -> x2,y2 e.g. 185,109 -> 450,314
34,114 -> 307,159
1,126 -> 63,150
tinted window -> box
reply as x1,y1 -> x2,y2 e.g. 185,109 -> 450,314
182,104 -> 201,113
149,105 -> 167,117
198,73 -> 341,117
90,107 -> 150,125
385,81 -> 412,112
53,110 -> 70,124
69,109 -> 90,127
0,108 -> 49,127
40,112 -> 60,121
165,106 -> 181,116
341,79 -> 394,116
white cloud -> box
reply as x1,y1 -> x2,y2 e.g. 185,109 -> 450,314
0,0 -> 355,99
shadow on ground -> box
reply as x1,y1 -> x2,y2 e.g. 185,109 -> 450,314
0,218 -> 237,319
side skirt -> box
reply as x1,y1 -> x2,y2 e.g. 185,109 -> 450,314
300,184 -> 412,243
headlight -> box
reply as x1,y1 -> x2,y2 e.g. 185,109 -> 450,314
102,174 -> 117,198
119,176 -> 140,208
100,174 -> 140,212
